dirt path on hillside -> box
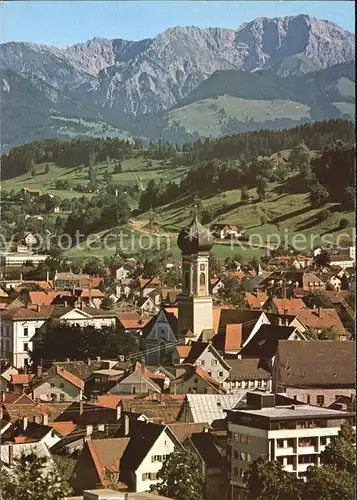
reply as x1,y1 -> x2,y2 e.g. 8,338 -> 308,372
129,218 -> 275,250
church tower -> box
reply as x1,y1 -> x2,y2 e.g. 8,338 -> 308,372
177,210 -> 214,340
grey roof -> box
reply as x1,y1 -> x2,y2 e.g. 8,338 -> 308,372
235,404 -> 355,420
185,393 -> 247,424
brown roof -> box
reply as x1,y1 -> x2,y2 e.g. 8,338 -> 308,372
49,421 -> 77,436
11,374 -> 35,385
117,312 -> 149,329
55,366 -> 85,390
288,308 -> 347,335
245,293 -> 268,310
224,324 -> 242,351
275,340 -> 356,387
95,394 -> 122,409
167,423 -> 210,442
272,298 -> 306,313
226,358 -> 271,381
87,438 -> 131,485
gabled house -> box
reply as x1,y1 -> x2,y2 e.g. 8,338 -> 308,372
178,341 -> 231,384
285,307 -> 347,339
212,310 -> 270,358
10,373 -> 35,393
137,296 -> 160,316
238,324 -> 306,367
273,340 -> 356,407
71,419 -> 183,493
108,362 -> 163,396
139,278 -> 161,298
244,292 -> 268,310
172,345 -> 192,364
32,365 -> 84,402
141,308 -> 178,365
210,278 -> 225,295
170,365 -> 226,395
210,224 -> 242,240
1,416 -> 61,449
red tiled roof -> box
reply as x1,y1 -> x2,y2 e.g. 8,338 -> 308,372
272,298 -> 306,313
224,324 -> 242,351
117,312 -> 149,329
287,308 -> 347,335
80,289 -> 104,298
176,346 -> 192,359
49,421 -> 77,436
55,366 -> 85,390
95,394 -> 122,409
245,293 -> 268,309
11,374 -> 35,385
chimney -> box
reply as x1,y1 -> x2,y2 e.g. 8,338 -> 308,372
64,300 -> 68,308
36,304 -> 40,312
46,271 -> 49,283
79,400 -> 84,416
116,404 -> 121,421
318,307 -> 323,318
278,318 -> 282,326
124,414 -> 130,436
8,444 -> 14,466
66,358 -> 70,362
22,416 -> 28,431
87,358 -> 91,366
42,413 -> 48,426
96,356 -> 101,362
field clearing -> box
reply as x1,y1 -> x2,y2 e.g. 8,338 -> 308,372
2,159 -> 190,199
168,96 -> 311,137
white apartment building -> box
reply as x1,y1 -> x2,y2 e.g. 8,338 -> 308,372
0,306 -> 117,368
227,391 -> 355,500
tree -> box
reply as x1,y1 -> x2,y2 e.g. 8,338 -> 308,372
150,447 -> 204,500
114,161 -> 122,174
219,276 -> 245,308
339,218 -> 350,230
241,186 -> 250,203
260,214 -> 268,225
0,452 -> 71,500
256,176 -> 268,200
304,327 -> 337,341
304,422 -> 356,500
321,421 -> 356,474
31,166 -> 36,177
288,143 -> 311,171
344,187 -> 355,209
45,164 -> 50,174
303,291 -> 333,308
314,249 -> 331,268
245,455 -> 303,500
310,183 -> 329,207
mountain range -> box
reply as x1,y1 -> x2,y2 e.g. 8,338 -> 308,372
1,14 -> 355,149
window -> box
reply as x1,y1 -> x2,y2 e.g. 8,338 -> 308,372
51,393 -> 57,401
35,328 -> 40,335
60,394 -> 65,402
200,264 -> 205,271
237,381 -> 242,388
194,378 -> 198,383
293,395 -> 297,400
149,472 -> 157,480
132,386 -> 136,394
151,455 -> 163,462
307,395 -> 311,404
142,473 -> 150,481
211,359 -> 218,365
59,383 -> 64,388
24,358 -> 28,366
23,343 -> 28,351
200,360 -> 205,366
24,328 -> 28,337
207,371 -> 212,377
320,437 -> 327,446
218,371 -> 223,378
234,450 -> 238,459
277,439 -> 284,448
246,453 -> 252,462
257,380 -> 262,387
50,383 -> 55,388
239,452 -> 246,461
317,395 -> 325,406
233,467 -> 238,476
249,380 -> 254,388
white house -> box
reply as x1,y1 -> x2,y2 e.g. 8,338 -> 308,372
0,306 -> 117,368
32,365 -> 84,402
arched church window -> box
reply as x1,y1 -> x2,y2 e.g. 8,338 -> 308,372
199,272 -> 206,287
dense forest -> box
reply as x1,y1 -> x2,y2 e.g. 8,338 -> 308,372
1,119 -> 354,180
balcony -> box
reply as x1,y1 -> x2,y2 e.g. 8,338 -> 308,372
276,447 -> 295,457
298,446 -> 318,455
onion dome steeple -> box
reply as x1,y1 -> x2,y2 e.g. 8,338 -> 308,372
177,208 -> 214,255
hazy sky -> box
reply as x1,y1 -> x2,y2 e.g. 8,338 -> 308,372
1,1 -> 355,47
